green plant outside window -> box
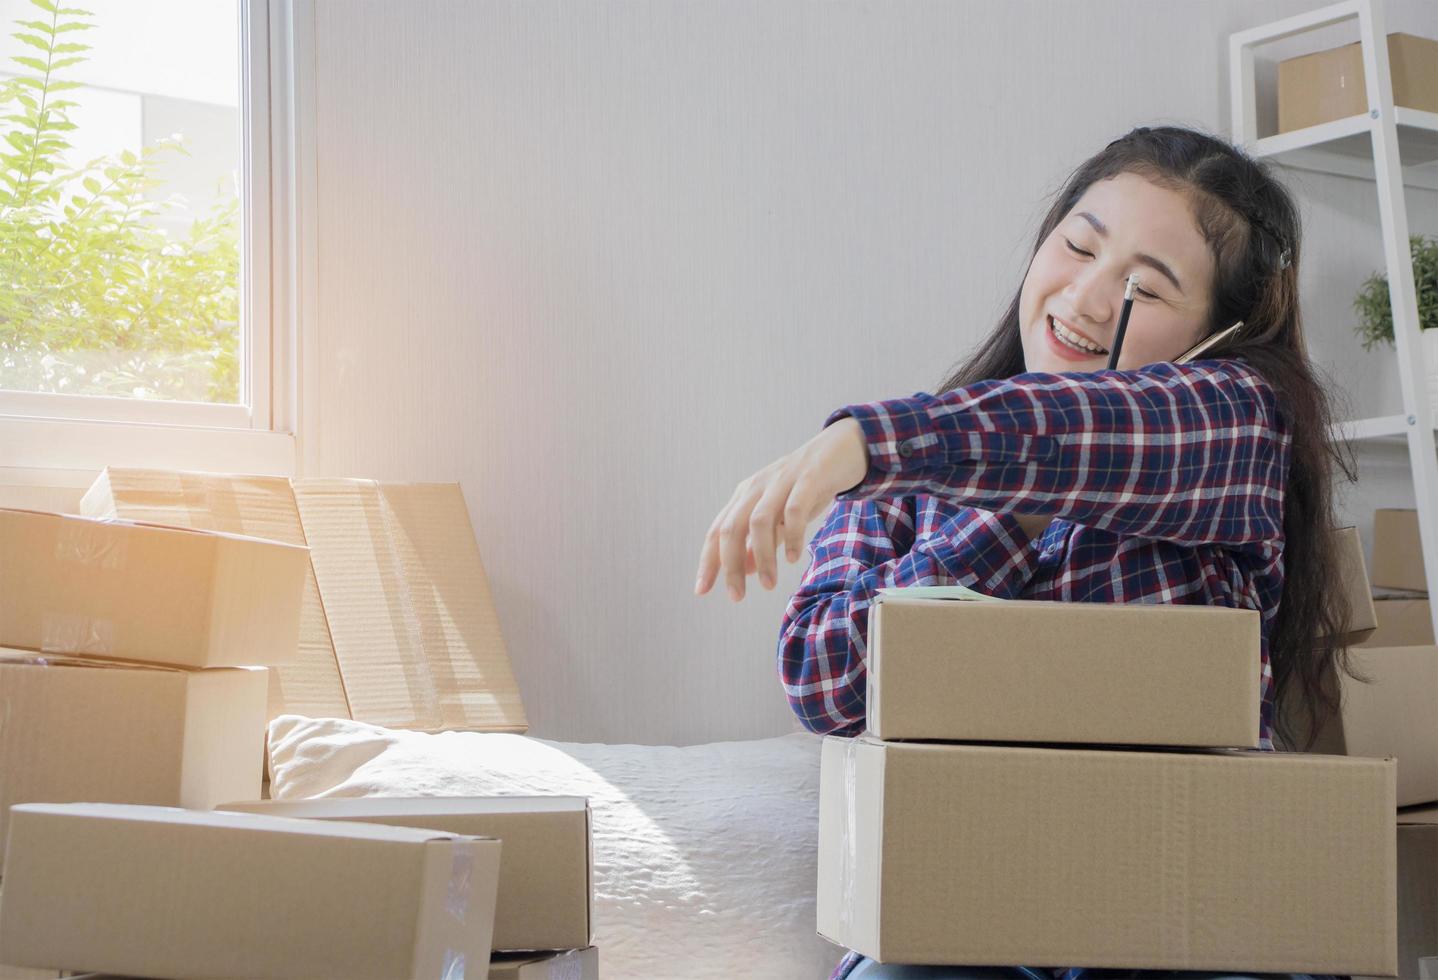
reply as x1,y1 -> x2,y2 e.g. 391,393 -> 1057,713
0,0 -> 240,403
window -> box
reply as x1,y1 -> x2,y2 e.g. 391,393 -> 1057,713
0,0 -> 304,475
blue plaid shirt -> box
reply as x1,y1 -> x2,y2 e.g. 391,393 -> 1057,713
773,360 -> 1298,980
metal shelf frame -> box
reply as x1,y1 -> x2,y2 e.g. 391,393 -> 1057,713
1230,0 -> 1438,640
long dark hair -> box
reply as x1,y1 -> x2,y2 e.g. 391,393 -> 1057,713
934,123 -> 1359,752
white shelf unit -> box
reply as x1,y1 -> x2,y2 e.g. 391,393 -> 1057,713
1230,0 -> 1438,639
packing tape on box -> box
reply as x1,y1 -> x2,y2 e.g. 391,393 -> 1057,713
440,948 -> 466,980
445,844 -> 473,921
839,734 -> 859,938
40,612 -> 115,657
552,953 -> 587,980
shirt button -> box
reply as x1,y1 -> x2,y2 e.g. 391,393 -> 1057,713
897,440 -> 914,458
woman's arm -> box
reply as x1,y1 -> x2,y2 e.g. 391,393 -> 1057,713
778,495 -> 1041,735
825,358 -> 1289,551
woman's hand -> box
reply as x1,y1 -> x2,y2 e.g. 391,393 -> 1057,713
695,417 -> 869,602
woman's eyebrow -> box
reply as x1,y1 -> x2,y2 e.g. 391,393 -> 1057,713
1074,210 -> 1185,295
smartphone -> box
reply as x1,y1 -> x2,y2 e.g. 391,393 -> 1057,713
1174,320 -> 1245,365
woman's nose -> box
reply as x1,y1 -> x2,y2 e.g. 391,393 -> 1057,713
1064,264 -> 1120,326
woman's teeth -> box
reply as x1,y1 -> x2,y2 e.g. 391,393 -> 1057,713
1049,315 -> 1107,355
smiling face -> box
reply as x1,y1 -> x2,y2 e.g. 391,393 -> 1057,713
1018,171 -> 1216,373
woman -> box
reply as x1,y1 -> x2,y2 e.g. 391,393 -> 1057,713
694,125 -> 1361,980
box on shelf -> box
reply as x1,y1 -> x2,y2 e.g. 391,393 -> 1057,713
0,651 -> 267,872
489,948 -> 599,980
0,803 -> 501,980
83,467 -> 528,732
866,591 -> 1260,747
1363,597 -> 1434,648
0,507 -> 306,669
1371,509 -> 1427,593
219,796 -> 592,952
1277,32 -> 1438,134
817,734 -> 1396,975
1295,644 -> 1438,807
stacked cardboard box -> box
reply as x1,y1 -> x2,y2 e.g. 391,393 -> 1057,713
0,803 -> 502,978
0,507 -> 311,976
818,528 -> 1397,975
219,796 -> 595,963
1304,509 -> 1438,977
82,467 -> 528,734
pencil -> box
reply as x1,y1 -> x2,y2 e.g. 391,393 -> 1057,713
1106,273 -> 1140,371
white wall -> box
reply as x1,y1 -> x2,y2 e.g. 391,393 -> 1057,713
9,1 -> 1435,745
303,0 -> 1438,745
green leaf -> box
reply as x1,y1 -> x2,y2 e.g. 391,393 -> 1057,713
81,175 -> 99,194
50,42 -> 89,53
120,149 -> 136,166
52,22 -> 93,33
30,0 -> 59,14
17,19 -> 56,35
11,55 -> 50,73
12,32 -> 51,52
47,56 -> 85,70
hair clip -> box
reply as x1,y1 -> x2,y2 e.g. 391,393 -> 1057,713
1278,247 -> 1291,270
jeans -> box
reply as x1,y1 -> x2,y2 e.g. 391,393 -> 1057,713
845,960 -> 1341,980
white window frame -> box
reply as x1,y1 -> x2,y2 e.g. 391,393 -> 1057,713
0,0 -> 315,479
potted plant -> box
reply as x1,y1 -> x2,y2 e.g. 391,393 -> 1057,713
1353,234 -> 1438,397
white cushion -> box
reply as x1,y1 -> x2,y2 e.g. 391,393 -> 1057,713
266,715 -> 844,980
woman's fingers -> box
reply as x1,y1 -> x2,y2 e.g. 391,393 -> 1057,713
694,481 -> 746,596
749,469 -> 796,591
719,478 -> 767,601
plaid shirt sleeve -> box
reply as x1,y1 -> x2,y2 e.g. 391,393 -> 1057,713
777,495 -> 1043,735
824,358 -> 1288,550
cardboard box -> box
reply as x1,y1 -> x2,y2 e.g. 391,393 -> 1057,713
489,948 -> 599,980
1307,645 -> 1438,807
1360,805 -> 1438,980
866,592 -> 1260,747
0,651 -> 267,872
219,796 -> 592,952
0,803 -> 501,979
1371,509 -> 1428,593
1333,524 -> 1378,645
82,468 -> 350,720
0,507 -> 306,669
1278,32 -> 1438,134
83,468 -> 528,732
817,734 -> 1396,974
1363,597 -> 1434,648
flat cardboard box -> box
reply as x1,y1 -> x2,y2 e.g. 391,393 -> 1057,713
0,651 -> 267,873
1333,524 -> 1378,645
0,507 -> 306,669
1371,509 -> 1428,592
219,796 -> 592,952
1307,645 -> 1438,806
866,592 -> 1259,747
84,468 -> 528,732
818,734 -> 1397,974
0,803 -> 501,979
1278,32 -> 1438,134
488,948 -> 599,980
82,467 -> 350,721
1362,597 -> 1434,648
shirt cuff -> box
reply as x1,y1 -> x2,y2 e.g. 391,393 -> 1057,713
824,395 -> 952,501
